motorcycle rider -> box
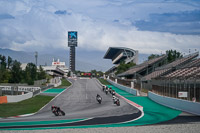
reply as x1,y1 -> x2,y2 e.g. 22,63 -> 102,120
51,105 -> 61,114
105,87 -> 109,94
112,90 -> 116,96
112,95 -> 117,104
112,96 -> 120,105
109,87 -> 112,93
96,94 -> 102,103
102,86 -> 105,91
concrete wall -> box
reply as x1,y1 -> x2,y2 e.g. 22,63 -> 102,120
0,86 -> 41,104
148,91 -> 200,116
34,79 -> 47,85
107,79 -> 138,96
49,77 -> 62,87
7,92 -> 33,103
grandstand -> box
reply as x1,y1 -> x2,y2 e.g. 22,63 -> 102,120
142,52 -> 199,81
104,50 -> 200,102
150,52 -> 200,102
117,55 -> 167,79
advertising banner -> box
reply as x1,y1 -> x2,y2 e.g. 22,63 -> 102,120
178,92 -> 188,98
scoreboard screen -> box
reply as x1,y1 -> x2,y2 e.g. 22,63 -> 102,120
68,31 -> 78,47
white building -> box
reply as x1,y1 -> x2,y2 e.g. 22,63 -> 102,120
51,59 -> 69,77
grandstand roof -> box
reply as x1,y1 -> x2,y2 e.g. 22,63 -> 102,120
104,47 -> 137,59
104,47 -> 138,65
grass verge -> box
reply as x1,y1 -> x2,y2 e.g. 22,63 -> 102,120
56,78 -> 71,88
0,95 -> 54,117
98,78 -> 111,85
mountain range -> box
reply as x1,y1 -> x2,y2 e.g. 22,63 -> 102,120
0,48 -> 149,72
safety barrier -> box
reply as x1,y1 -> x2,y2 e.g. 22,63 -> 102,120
0,92 -> 33,104
7,92 -> 33,103
107,79 -> 138,96
148,91 -> 200,116
0,86 -> 41,104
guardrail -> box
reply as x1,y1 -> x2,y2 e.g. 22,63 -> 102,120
107,79 -> 138,96
148,91 -> 200,116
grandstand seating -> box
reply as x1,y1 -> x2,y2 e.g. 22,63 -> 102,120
142,52 -> 199,80
143,68 -> 170,80
164,66 -> 200,79
181,58 -> 200,68
118,55 -> 167,77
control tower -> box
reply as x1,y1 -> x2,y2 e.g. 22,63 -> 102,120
68,31 -> 78,72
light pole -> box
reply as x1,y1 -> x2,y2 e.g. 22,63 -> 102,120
35,51 -> 38,66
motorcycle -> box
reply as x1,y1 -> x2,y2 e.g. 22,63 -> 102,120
105,89 -> 108,94
112,90 -> 116,96
113,98 -> 120,106
115,99 -> 120,106
102,86 -> 105,91
96,96 -> 102,104
52,106 -> 65,116
109,87 -> 112,94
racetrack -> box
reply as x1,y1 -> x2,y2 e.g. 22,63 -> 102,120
0,78 -> 141,129
1,78 -> 192,130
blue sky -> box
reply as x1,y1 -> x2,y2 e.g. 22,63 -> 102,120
0,0 -> 200,55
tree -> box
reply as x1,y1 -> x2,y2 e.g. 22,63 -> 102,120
24,63 -> 37,85
115,61 -> 136,75
166,50 -> 182,63
148,54 -> 160,60
91,70 -> 97,74
38,66 -> 46,80
0,54 -> 48,84
0,55 -> 6,70
0,55 -> 10,83
9,60 -> 22,83
7,56 -> 13,69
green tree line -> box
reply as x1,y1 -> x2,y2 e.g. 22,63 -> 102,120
148,49 -> 183,63
115,61 -> 136,75
0,55 -> 46,85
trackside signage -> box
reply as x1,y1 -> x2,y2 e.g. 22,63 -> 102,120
178,92 -> 188,98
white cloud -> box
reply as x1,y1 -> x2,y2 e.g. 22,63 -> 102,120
0,0 -> 199,55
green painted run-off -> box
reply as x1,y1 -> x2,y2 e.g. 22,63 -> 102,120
43,88 -> 65,93
0,118 -> 87,127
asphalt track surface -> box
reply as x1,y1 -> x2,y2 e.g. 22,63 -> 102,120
0,78 -> 141,129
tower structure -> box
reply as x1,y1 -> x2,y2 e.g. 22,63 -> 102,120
68,31 -> 78,72
35,51 -> 38,66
